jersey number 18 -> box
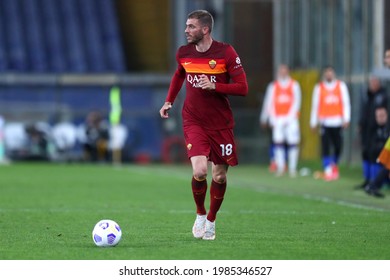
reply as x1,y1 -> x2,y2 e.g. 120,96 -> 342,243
220,144 -> 233,156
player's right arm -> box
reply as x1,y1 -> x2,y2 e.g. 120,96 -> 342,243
310,84 -> 320,130
260,83 -> 273,127
216,46 -> 248,96
159,52 -> 186,119
340,81 -> 351,128
286,81 -> 301,121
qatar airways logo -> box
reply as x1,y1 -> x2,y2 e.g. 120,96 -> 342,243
187,74 -> 216,88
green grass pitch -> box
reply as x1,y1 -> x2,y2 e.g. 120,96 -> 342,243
0,162 -> 389,260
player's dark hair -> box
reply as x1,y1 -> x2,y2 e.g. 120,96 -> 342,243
376,106 -> 387,112
322,65 -> 334,72
187,10 -> 214,33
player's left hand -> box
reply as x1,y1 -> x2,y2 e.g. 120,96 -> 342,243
199,74 -> 215,90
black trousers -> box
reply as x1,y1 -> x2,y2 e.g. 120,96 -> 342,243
320,126 -> 343,160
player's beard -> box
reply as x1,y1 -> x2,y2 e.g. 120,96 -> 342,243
186,31 -> 204,45
325,77 -> 333,83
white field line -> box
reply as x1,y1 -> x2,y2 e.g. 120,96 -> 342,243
301,193 -> 388,212
3,166 -> 384,214
126,165 -> 389,213
229,178 -> 389,213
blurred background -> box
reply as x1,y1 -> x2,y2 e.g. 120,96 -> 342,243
0,0 -> 388,165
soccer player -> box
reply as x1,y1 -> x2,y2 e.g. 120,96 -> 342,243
310,66 -> 351,181
260,64 -> 301,177
159,10 -> 248,240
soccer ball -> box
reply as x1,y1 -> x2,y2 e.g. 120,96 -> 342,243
92,219 -> 122,247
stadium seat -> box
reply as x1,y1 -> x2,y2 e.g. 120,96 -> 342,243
41,0 -> 68,72
2,0 -> 28,71
79,0 -> 107,72
0,17 -> 7,71
0,0 -> 125,73
97,0 -> 126,72
61,0 -> 88,72
22,0 -> 47,72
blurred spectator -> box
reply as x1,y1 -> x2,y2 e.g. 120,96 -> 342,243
310,66 -> 351,181
3,122 -> 28,159
260,64 -> 301,177
372,49 -> 390,79
109,124 -> 128,165
357,76 -> 388,189
364,49 -> 390,197
364,107 -> 390,191
24,123 -> 50,160
83,111 -> 109,162
364,108 -> 390,198
51,122 -> 78,162
109,86 -> 128,165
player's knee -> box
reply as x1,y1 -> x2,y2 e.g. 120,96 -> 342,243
193,168 -> 207,181
212,173 -> 227,184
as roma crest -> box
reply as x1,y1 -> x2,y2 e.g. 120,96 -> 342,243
209,59 -> 217,69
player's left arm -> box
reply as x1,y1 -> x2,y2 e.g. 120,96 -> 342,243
310,84 -> 320,130
286,81 -> 302,121
260,83 -> 273,126
341,81 -> 351,127
200,45 -> 248,96
214,71 -> 248,96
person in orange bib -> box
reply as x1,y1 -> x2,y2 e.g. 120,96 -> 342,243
310,66 -> 351,181
261,64 -> 301,177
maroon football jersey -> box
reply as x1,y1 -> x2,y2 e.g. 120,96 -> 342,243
173,40 -> 246,130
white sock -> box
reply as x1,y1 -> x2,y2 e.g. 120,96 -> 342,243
274,145 -> 286,173
288,146 -> 299,174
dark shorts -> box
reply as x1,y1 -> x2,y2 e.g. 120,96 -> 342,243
183,125 -> 238,166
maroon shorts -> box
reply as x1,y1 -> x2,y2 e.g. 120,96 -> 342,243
183,125 -> 238,166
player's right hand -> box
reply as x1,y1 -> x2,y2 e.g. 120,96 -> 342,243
260,122 -> 268,129
342,122 -> 350,129
310,125 -> 318,133
159,102 -> 172,119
